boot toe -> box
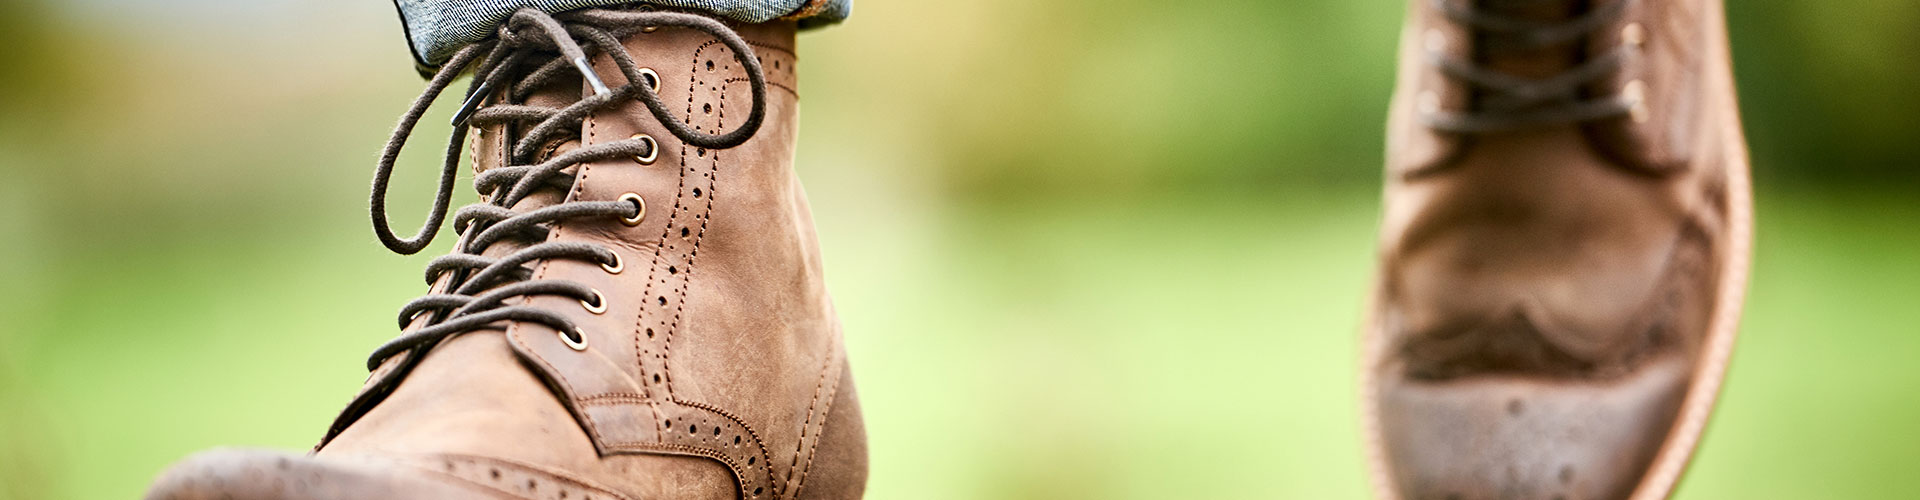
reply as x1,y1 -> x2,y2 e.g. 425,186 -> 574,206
1377,358 -> 1692,500
145,448 -> 489,500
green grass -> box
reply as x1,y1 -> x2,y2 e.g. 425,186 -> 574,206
0,0 -> 1915,498
3,185 -> 1915,499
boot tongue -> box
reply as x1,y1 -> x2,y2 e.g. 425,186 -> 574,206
472,72 -> 585,176
471,73 -> 587,262
1475,0 -> 1584,80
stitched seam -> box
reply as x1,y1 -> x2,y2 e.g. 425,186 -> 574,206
667,399 -> 780,497
632,51 -> 700,399
607,433 -> 762,497
659,38 -> 725,398
425,454 -> 633,500
730,45 -> 797,96
781,337 -> 841,498
744,40 -> 797,57
416,468 -> 552,500
602,440 -> 758,497
579,393 -> 651,405
577,80 -> 659,403
610,38 -> 779,500
660,41 -> 706,397
723,77 -> 799,98
675,39 -> 793,498
504,129 -> 609,444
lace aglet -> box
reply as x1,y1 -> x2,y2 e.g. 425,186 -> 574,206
451,80 -> 493,127
573,56 -> 611,96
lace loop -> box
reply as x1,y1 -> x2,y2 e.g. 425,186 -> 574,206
361,8 -> 768,372
369,42 -> 492,256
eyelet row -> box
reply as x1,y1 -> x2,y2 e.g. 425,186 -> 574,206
545,61 -> 658,354
1416,22 -> 1651,123
562,63 -> 658,353
560,268 -> 616,350
1620,23 -> 1648,122
631,66 -> 661,165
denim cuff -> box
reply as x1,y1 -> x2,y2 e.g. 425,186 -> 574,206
391,0 -> 850,68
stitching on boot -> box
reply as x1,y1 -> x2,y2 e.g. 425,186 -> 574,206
781,333 -> 844,498
420,454 -> 633,500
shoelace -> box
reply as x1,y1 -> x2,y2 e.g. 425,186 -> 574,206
1422,0 -> 1638,133
364,8 -> 767,370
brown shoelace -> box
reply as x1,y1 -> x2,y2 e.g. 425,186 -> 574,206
1422,0 -> 1638,133
326,7 -> 767,441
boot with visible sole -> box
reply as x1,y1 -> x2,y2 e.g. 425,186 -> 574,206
1364,0 -> 1750,498
147,8 -> 865,500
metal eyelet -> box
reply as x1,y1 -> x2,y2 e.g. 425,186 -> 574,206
637,68 -> 661,92
559,329 -> 589,351
632,134 -> 658,165
1622,80 -> 1648,123
1418,90 -> 1440,114
581,288 -> 608,314
1622,23 -> 1645,48
619,193 -> 646,226
601,252 -> 624,274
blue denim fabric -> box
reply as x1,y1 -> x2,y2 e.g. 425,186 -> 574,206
392,0 -> 849,67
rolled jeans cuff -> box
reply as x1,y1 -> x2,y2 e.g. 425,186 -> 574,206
391,0 -> 850,68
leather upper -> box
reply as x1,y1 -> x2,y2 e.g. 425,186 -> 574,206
1583,0 -> 1708,173
1368,0 -> 1750,498
310,18 -> 866,500
1379,0 -> 1734,381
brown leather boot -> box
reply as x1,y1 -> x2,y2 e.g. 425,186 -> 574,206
1364,0 -> 1750,498
146,8 -> 866,500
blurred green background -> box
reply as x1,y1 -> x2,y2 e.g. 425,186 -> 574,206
1,0 -> 1916,498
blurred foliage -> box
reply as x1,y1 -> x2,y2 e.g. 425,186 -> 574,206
0,0 -> 1915,499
